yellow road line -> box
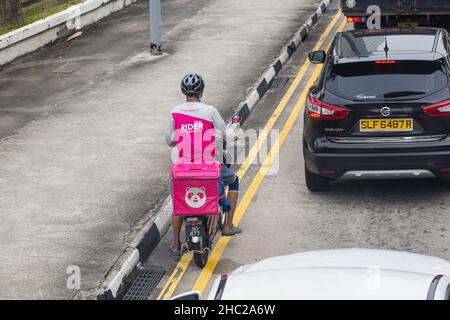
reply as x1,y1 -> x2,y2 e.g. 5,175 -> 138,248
157,11 -> 343,300
192,18 -> 348,294
157,252 -> 192,300
235,10 -> 343,180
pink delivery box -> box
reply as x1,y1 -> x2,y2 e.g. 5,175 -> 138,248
171,162 -> 221,216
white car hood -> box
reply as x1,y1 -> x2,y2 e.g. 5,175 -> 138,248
208,249 -> 450,300
232,248 -> 450,276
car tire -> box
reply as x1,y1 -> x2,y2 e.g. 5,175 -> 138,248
305,165 -> 331,191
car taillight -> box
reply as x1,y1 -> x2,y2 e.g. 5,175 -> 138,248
422,99 -> 450,117
307,95 -> 350,120
373,60 -> 397,64
347,17 -> 365,23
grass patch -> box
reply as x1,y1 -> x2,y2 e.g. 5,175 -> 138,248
0,0 -> 84,36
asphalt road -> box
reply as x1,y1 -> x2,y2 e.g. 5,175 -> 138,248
147,6 -> 450,300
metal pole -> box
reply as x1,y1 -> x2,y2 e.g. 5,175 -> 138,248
149,0 -> 162,55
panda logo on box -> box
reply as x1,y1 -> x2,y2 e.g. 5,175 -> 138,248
185,187 -> 207,209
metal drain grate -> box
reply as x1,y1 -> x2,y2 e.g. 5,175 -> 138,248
271,77 -> 290,91
123,270 -> 165,300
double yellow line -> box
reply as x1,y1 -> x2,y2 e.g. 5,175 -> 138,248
158,11 -> 345,300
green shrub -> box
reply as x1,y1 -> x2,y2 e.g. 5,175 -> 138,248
1,0 -> 84,36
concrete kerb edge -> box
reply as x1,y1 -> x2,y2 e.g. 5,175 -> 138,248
94,0 -> 333,300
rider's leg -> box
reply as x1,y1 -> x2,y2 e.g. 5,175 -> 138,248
226,191 -> 238,228
220,166 -> 241,235
172,215 -> 183,250
226,176 -> 239,229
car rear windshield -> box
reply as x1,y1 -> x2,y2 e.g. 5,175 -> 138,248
325,60 -> 449,101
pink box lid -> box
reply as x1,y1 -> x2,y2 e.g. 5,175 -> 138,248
171,161 -> 221,180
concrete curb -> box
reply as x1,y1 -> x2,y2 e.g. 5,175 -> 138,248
0,0 -> 138,66
95,0 -> 333,300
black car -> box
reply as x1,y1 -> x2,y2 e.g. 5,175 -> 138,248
303,28 -> 450,191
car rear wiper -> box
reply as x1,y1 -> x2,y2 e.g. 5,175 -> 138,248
384,91 -> 426,98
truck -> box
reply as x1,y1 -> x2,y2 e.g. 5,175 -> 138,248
341,0 -> 450,29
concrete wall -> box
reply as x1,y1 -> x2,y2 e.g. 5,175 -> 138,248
0,0 -> 138,65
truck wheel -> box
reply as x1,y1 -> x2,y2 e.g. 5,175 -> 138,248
305,165 -> 331,192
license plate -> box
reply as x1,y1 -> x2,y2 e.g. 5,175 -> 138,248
186,224 -> 205,237
398,22 -> 418,27
360,118 -> 413,132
